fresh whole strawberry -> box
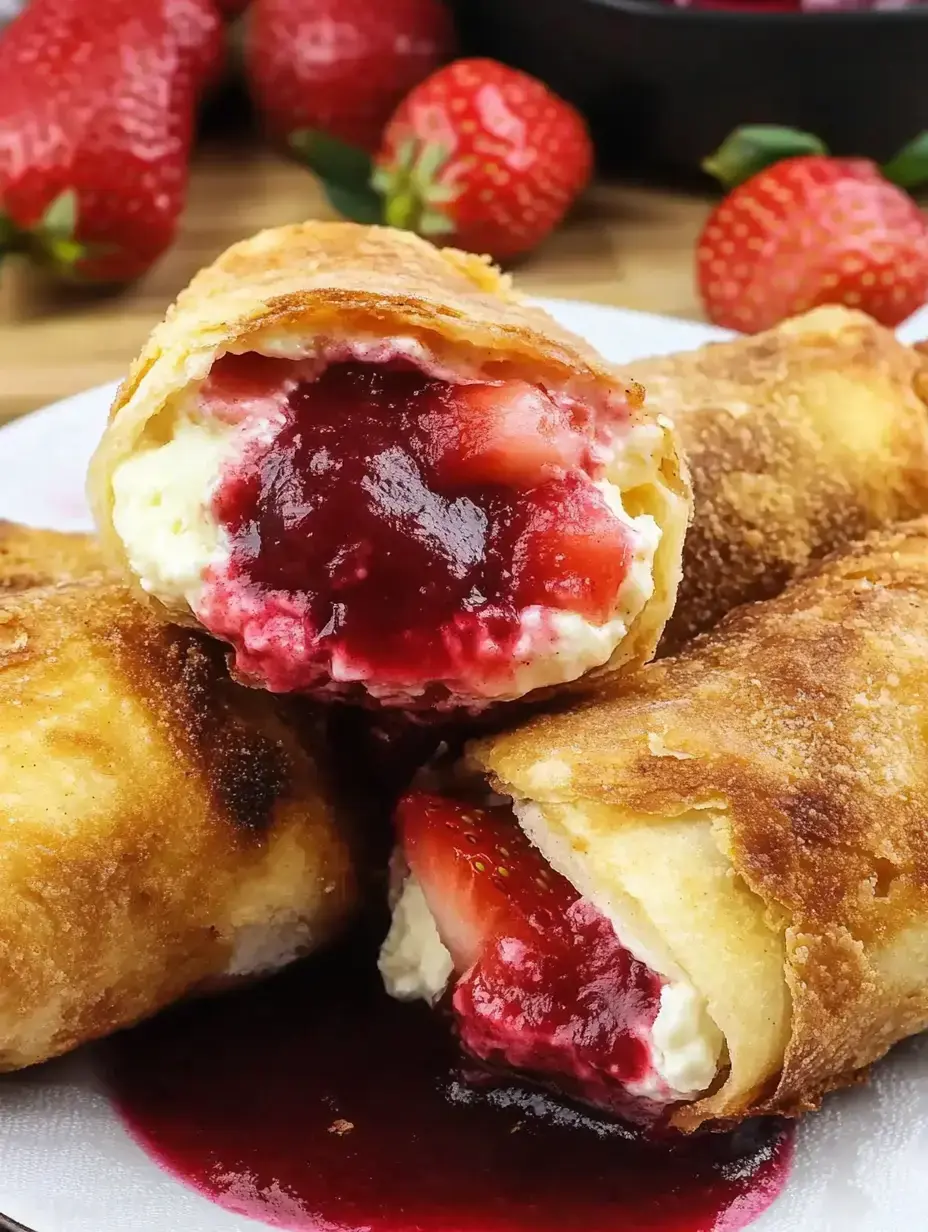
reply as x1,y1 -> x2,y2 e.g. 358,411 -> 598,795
374,58 -> 593,261
697,125 -> 928,331
0,0 -> 222,284
165,0 -> 227,84
246,0 -> 455,154
295,58 -> 594,262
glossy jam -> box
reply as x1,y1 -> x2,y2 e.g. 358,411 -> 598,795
400,793 -> 663,1118
457,898 -> 664,1117
106,932 -> 794,1232
203,357 -> 631,698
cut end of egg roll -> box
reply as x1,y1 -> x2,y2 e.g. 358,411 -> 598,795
0,520 -> 106,591
381,519 -> 928,1131
0,569 -> 357,1069
629,306 -> 928,653
88,221 -> 689,712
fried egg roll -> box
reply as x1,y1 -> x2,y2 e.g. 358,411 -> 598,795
380,519 -> 928,1131
0,570 -> 355,1069
0,520 -> 105,591
88,221 -> 689,712
628,306 -> 928,652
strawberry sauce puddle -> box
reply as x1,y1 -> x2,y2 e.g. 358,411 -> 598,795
201,355 -> 632,697
104,927 -> 793,1232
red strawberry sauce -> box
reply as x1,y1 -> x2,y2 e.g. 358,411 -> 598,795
105,928 -> 794,1232
198,353 -> 633,701
400,793 -> 667,1121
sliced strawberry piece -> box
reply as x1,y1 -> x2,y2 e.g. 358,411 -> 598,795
396,790 -> 665,1117
506,476 -> 633,623
200,352 -> 303,425
397,791 -> 572,974
424,382 -> 588,490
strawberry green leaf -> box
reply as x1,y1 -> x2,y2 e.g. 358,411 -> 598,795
322,181 -> 383,226
703,126 -> 828,189
422,183 -> 457,204
370,164 -> 394,196
290,129 -> 374,194
417,209 -> 456,237
882,132 -> 928,191
373,137 -> 460,240
413,142 -> 449,185
40,189 -> 78,239
391,138 -> 418,175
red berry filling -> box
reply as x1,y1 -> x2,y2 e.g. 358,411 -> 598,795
201,353 -> 634,700
398,792 -> 665,1119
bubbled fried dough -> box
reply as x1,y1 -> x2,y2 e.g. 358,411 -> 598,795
0,521 -> 105,592
628,306 -> 928,653
0,575 -> 356,1069
474,518 -> 928,1129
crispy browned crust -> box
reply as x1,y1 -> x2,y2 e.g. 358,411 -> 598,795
0,575 -> 357,1069
628,307 -> 928,653
87,221 -> 690,691
114,222 -> 645,417
475,518 -> 928,1128
0,521 -> 105,592
89,220 -> 648,562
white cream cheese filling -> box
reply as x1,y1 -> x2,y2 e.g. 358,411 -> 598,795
112,412 -> 238,612
378,874 -> 455,1004
111,344 -> 662,704
379,866 -> 722,1105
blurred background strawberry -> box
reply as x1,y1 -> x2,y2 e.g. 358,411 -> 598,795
697,126 -> 928,330
246,0 -> 455,152
0,0 -> 222,283
291,58 -> 594,262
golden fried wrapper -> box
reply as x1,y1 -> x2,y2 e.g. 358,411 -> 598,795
629,307 -> 928,652
0,521 -> 105,592
0,566 -> 356,1069
472,520 -> 928,1129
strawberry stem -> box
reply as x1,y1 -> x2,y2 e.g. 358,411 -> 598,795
383,189 -> 418,231
703,125 -> 828,189
31,190 -> 93,277
0,191 -> 122,282
372,140 -> 456,239
881,132 -> 928,191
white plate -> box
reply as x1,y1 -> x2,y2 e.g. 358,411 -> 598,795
1,299 -> 928,1232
